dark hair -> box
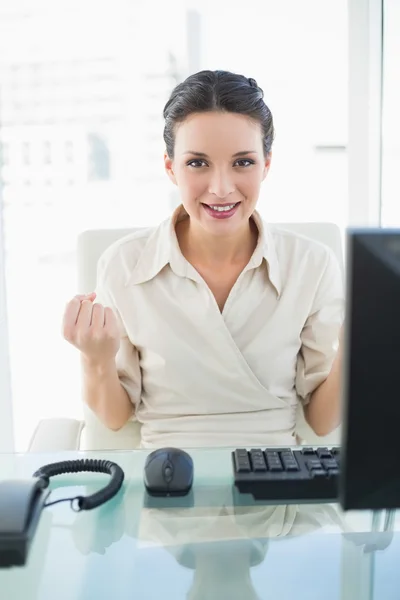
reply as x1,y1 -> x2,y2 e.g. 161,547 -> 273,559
163,70 -> 275,159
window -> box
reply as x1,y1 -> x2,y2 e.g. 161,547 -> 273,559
0,142 -> 9,166
65,141 -> 74,163
22,142 -> 30,165
87,133 -> 110,180
43,141 -> 52,164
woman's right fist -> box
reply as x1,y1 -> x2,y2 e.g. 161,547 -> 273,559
62,293 -> 120,365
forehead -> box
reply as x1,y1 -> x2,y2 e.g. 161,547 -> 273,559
174,111 -> 263,154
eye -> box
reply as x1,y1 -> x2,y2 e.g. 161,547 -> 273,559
234,158 -> 255,167
187,159 -> 208,168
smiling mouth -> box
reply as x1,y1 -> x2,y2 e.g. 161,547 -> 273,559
200,201 -> 241,220
201,202 -> 240,213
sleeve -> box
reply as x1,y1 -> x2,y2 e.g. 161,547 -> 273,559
295,249 -> 345,406
94,251 -> 142,411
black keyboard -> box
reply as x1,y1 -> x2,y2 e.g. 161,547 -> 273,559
232,447 -> 340,503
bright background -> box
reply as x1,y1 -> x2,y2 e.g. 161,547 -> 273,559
0,0 -> 398,451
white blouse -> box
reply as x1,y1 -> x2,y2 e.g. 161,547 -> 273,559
95,205 -> 344,448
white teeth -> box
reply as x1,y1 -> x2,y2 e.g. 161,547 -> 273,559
208,203 -> 237,212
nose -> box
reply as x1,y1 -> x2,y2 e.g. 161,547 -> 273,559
208,168 -> 235,199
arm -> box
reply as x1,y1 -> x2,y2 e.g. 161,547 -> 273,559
83,251 -> 142,431
304,325 -> 343,436
296,250 -> 344,437
82,357 -> 134,431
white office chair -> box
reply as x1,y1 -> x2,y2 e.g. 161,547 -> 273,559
28,222 -> 344,452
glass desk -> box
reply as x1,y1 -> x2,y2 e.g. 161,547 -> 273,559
0,448 -> 399,599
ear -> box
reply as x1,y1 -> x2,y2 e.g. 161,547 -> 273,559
262,152 -> 272,181
164,151 -> 177,186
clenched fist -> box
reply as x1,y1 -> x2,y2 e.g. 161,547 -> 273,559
62,292 -> 120,366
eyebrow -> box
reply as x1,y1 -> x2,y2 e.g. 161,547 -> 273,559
183,150 -> 258,158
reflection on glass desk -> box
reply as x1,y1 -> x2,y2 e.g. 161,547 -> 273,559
0,448 -> 399,600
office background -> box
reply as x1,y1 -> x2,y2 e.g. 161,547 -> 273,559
0,0 -> 398,452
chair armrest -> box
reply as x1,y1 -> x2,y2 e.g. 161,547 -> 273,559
28,418 -> 84,452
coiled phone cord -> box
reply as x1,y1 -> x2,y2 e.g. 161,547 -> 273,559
33,459 -> 124,511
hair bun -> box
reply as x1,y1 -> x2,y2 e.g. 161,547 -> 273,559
248,77 -> 264,99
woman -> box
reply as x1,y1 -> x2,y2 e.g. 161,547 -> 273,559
63,70 -> 344,449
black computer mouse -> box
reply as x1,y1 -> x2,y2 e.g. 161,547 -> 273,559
144,447 -> 194,497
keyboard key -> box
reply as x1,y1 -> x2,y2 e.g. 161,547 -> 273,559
253,462 -> 267,472
311,469 -> 327,478
327,468 -> 339,475
284,462 -> 299,472
265,452 -> 283,470
317,448 -> 332,459
281,454 -> 296,461
236,462 -> 251,473
235,449 -> 248,460
280,451 -> 294,460
250,450 -> 267,471
301,447 -> 316,455
236,448 -> 248,455
269,463 -> 284,472
322,459 -> 338,470
234,450 -> 251,472
250,449 -> 264,458
307,459 -> 323,471
281,451 -> 299,472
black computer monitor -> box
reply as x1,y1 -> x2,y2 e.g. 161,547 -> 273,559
339,228 -> 400,510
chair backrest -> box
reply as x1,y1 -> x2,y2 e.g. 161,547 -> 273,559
77,222 -> 343,449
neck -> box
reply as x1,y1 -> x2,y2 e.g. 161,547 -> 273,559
177,216 -> 258,266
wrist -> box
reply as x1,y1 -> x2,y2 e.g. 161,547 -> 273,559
81,355 -> 116,376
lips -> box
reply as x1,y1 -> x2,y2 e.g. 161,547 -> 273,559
201,202 -> 241,220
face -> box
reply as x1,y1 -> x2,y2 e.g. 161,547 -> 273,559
164,111 -> 271,236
